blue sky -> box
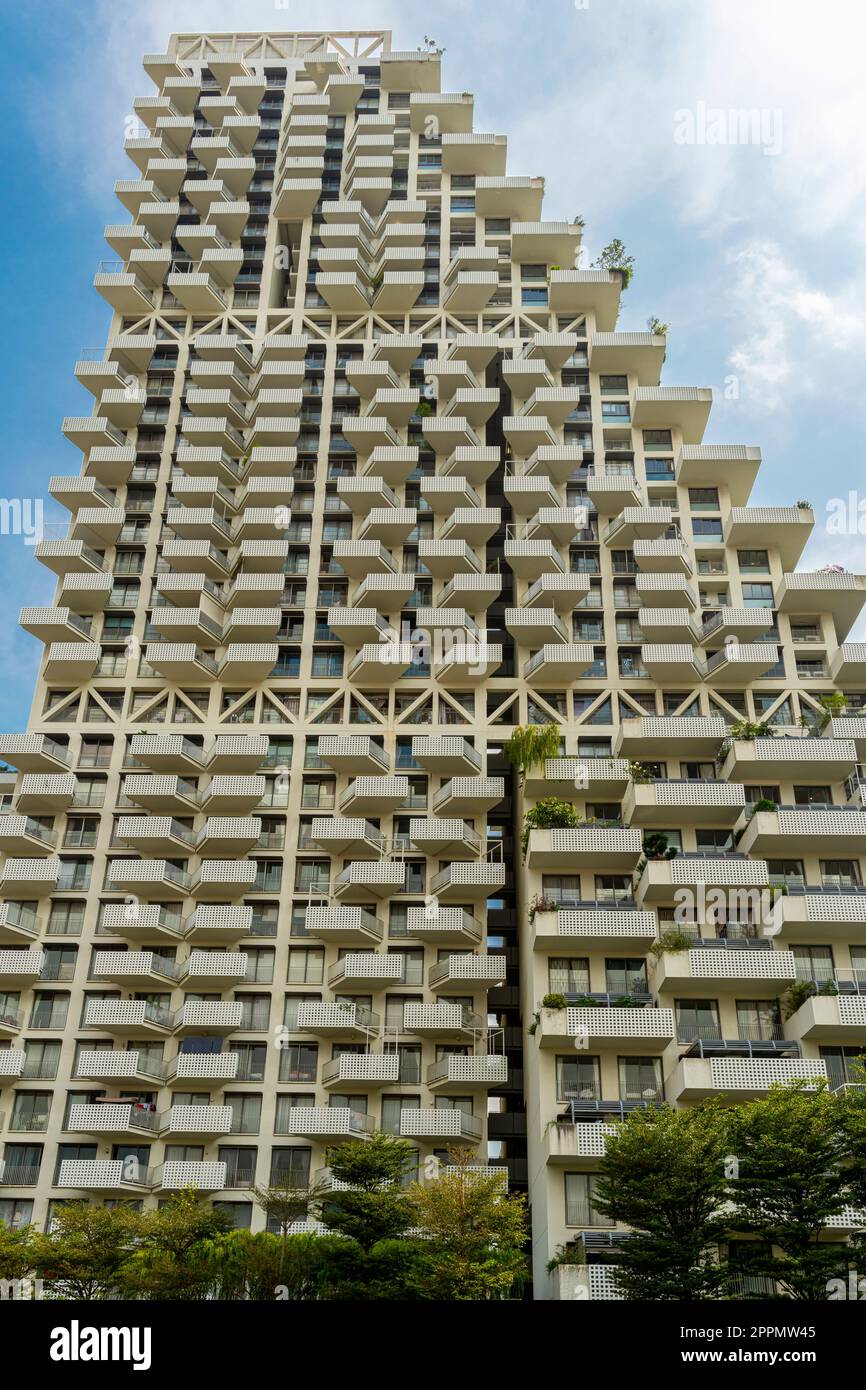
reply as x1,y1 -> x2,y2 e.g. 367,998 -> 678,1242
0,0 -> 864,729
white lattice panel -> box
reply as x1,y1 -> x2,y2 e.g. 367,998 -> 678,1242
777,809 -> 866,836
0,950 -> 44,975
669,858 -> 769,887
708,1058 -> 828,1090
555,910 -> 657,939
567,1007 -> 674,1038
655,783 -> 744,807
159,1161 -> 226,1190
687,949 -> 796,980
166,1105 -> 232,1133
837,998 -> 866,1027
177,1001 -> 243,1028
173,1053 -> 238,1079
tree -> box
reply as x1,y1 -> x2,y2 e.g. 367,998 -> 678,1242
502,723 -> 561,785
118,1189 -> 232,1300
593,1102 -> 733,1300
725,1082 -> 849,1299
592,238 -> 634,289
31,1203 -> 142,1300
252,1173 -> 329,1281
407,1149 -> 528,1300
321,1133 -> 416,1251
0,1222 -> 36,1284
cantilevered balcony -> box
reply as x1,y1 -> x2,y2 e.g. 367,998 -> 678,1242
653,947 -> 797,996
321,1053 -> 400,1088
614,716 -> 726,758
76,1049 -> 166,1085
318,735 -> 389,775
432,776 -> 504,815
784,995 -> 866,1045
56,1160 -> 151,1194
91,950 -> 177,988
332,861 -> 406,901
668,1052 -> 827,1102
721,736 -> 857,783
0,815 -> 58,856
178,951 -> 248,988
408,819 -> 482,859
284,1107 -> 375,1141
311,817 -> 387,858
14,773 -> 77,814
635,853 -> 769,905
400,1108 -> 482,1144
165,1052 -> 240,1087
411,736 -> 481,775
189,861 -> 257,900
526,828 -> 642,871
724,506 -> 813,570
174,1001 -> 243,1036
523,644 -> 594,686
547,270 -> 621,331
433,643 -> 503,685
105,859 -> 190,900
304,904 -> 382,946
704,644 -> 779,687
429,862 -> 506,900
631,387 -> 712,445
99,903 -> 184,943
523,574 -> 591,611
0,857 -> 60,897
775,573 -> 866,642
404,905 -> 481,946
538,1005 -> 675,1053
65,1103 -> 159,1138
295,1001 -> 379,1039
339,776 -> 408,816
427,1055 -> 508,1092
402,1002 -> 483,1040
83,999 -> 172,1037
530,906 -> 657,952
738,806 -> 866,857
130,734 -> 205,773
428,954 -> 507,991
0,949 -> 45,985
623,779 -> 745,827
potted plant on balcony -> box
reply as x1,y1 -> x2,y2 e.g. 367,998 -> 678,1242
646,316 -> 669,335
528,893 -> 558,924
521,795 -> 580,858
628,760 -> 656,784
593,238 -> 635,290
649,927 -> 697,960
801,691 -> 848,735
642,831 -> 678,861
541,992 -> 567,1010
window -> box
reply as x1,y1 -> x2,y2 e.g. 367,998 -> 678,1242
10,1092 -> 52,1133
224,1093 -> 262,1135
278,1043 -> 318,1084
549,958 -> 590,993
605,958 -> 647,994
675,999 -> 720,1043
555,1055 -> 601,1103
736,1000 -> 781,1041
564,1173 -> 612,1227
287,949 -> 324,986
618,1056 -> 662,1101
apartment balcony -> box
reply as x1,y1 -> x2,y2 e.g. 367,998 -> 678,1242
50,472 -> 118,511
99,903 -> 184,943
318,734 -> 389,775
189,860 -> 257,901
91,949 -> 177,987
83,999 -> 172,1037
128,733 -> 201,778
411,736 -> 481,775
284,1107 -> 375,1141
105,859 -> 190,900
440,506 -> 500,546
511,219 -> 583,264
35,540 -> 105,578
676,444 -> 760,507
638,608 -> 700,644
633,538 -> 692,575
588,331 -> 666,384
194,817 -> 262,857
614,715 -> 726,758
539,1005 -> 675,1053
830,644 -> 866,684
724,506 -> 813,570
337,476 -> 400,515
350,575 -> 415,615
700,609 -> 775,645
333,861 -> 406,901
173,1001 -> 243,1036
339,776 -> 409,817
441,132 -> 507,176
165,1052 -> 240,1086
216,643 -> 279,682
76,1050 -> 165,1085
416,541 -> 480,581
408,89 -> 473,132
604,507 -> 672,549
358,506 -> 417,546
437,573 -> 501,611
178,950 -> 248,987
443,270 -> 499,311
311,817 -> 387,857
148,607 -> 223,645
144,643 -> 217,682
0,857 -> 60,897
639,644 -> 703,682
405,905 -> 481,946
668,1054 -> 828,1102
295,1001 -> 379,1039
631,387 -> 712,445
303,903 -> 382,946
179,416 -> 245,455
440,444 -> 500,484
371,272 -> 425,312
775,572 -> 866,641
333,539 -> 398,580
774,891 -> 866,942
402,1002 -> 482,1040
429,862 -> 506,900
706,647 -> 783,692
273,175 -> 322,217
526,828 -> 642,871
473,174 -> 544,220
635,854 -> 769,905
0,1004 -> 21,1038
0,900 -> 42,945
524,644 -> 595,686
523,507 -> 583,547
720,736 -> 857,783
504,540 -> 564,577
654,947 -> 797,996
321,1053 -> 400,1089
738,806 -> 866,857
428,954 -> 507,991
550,1266 -> 622,1301
160,540 -> 231,580
504,472 -> 561,515
316,271 -> 371,312
0,949 -> 45,985
427,1055 -> 508,1092
207,735 -> 269,773
585,470 -> 643,513
93,269 -> 153,315
523,574 -> 591,611
0,1050 -> 26,1083
126,248 -> 172,291
152,1161 -> 230,1193
56,1160 -> 151,1194
67,1102 -> 158,1138
58,573 -> 114,612
0,814 -> 57,856
222,608 -> 281,642
623,779 -> 745,827
199,777 -> 266,814
123,775 -> 199,815
433,643 -> 503,685
158,1105 -> 233,1137
784,994 -> 866,1044
547,269 -> 622,331
503,415 -> 558,455
530,906 -> 657,952
15,773 -> 77,814
402,1106 -> 484,1148
543,1121 -> 618,1168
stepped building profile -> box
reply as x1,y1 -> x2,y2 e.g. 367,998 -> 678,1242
1,28 -> 865,1299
